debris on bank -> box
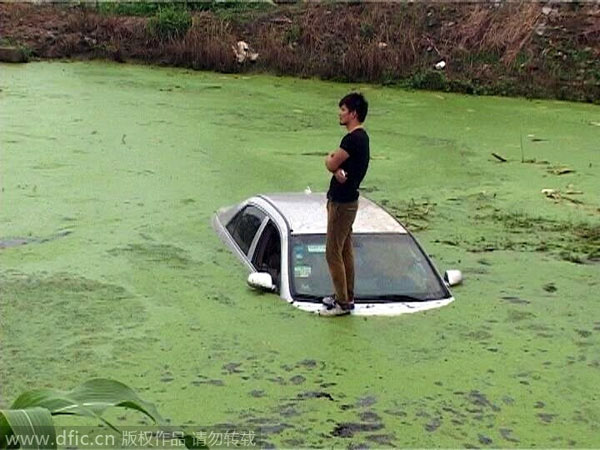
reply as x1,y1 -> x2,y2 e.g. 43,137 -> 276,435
0,46 -> 28,63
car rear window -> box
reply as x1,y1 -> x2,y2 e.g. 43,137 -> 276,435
226,205 -> 266,255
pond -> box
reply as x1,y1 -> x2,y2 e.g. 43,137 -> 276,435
1,61 -> 599,448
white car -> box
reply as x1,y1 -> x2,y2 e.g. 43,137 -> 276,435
213,193 -> 462,316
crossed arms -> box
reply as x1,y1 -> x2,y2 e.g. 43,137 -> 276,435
325,148 -> 350,183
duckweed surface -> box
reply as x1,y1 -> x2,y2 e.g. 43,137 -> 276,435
1,61 -> 599,448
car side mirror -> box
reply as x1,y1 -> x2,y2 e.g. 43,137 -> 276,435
444,269 -> 463,287
247,272 -> 276,292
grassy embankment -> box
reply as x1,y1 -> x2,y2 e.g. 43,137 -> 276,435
1,1 -> 599,102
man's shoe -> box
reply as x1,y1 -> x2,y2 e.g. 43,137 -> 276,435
322,295 -> 336,308
322,296 -> 355,310
318,301 -> 353,317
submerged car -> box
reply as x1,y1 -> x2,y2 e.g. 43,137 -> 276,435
213,193 -> 462,316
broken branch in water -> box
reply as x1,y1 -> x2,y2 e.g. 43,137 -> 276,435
492,152 -> 507,162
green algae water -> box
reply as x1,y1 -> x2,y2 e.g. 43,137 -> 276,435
1,61 -> 599,448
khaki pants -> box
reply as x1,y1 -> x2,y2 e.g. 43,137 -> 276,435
326,200 -> 358,306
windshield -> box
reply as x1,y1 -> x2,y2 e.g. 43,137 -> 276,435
290,233 -> 449,302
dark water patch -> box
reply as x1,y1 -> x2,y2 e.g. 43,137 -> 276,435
463,330 -> 493,341
222,362 -> 243,374
0,237 -> 32,248
301,151 -> 327,157
538,413 -> 557,423
347,443 -> 369,450
499,428 -> 519,443
573,410 -> 590,424
340,404 -> 354,411
501,296 -> 530,305
296,359 -> 318,369
441,405 -> 466,418
243,417 -> 271,425
289,375 -> 305,384
277,404 -> 300,418
209,293 -> 234,306
466,391 -> 501,412
365,434 -> 395,445
437,239 -> 460,247
537,332 -> 554,338
356,396 -> 377,408
575,329 -> 592,338
181,198 -> 196,205
331,422 -> 384,438
424,417 -> 442,432
358,411 -> 380,422
478,434 -> 493,445
417,135 -> 457,149
502,396 -> 515,405
0,230 -> 72,249
415,409 -> 431,418
282,439 -> 305,447
160,373 -> 174,383
507,310 -> 535,321
360,185 -> 379,193
32,162 -> 69,170
191,378 -> 224,387
320,382 -> 337,388
249,390 -> 265,398
267,376 -> 286,385
296,391 -> 334,401
543,283 -> 557,292
463,266 -> 489,274
108,243 -> 195,268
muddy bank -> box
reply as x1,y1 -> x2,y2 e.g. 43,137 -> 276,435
1,2 -> 599,102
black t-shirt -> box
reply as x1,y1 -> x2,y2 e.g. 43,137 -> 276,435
327,128 -> 370,203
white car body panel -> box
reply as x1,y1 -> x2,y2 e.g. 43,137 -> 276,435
213,192 -> 457,316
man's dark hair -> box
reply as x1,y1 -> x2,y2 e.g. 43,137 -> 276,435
339,92 -> 368,123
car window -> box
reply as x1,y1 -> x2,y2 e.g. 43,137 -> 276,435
290,234 -> 448,301
252,221 -> 281,287
226,205 -> 266,255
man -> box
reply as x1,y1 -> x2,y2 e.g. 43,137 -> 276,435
319,92 -> 370,317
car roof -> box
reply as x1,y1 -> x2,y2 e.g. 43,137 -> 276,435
256,192 -> 407,235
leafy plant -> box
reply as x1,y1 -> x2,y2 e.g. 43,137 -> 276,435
98,2 -> 162,17
408,70 -> 448,91
0,379 -> 205,449
147,6 -> 193,41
